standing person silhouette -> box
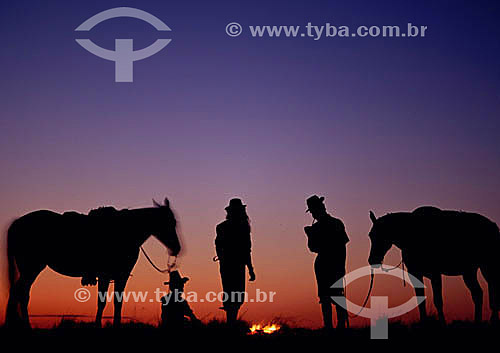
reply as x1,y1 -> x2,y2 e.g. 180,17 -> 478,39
215,198 -> 256,324
304,195 -> 349,330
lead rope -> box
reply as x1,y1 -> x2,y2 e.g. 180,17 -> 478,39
381,260 -> 403,272
402,261 -> 406,287
381,259 -> 406,286
345,259 -> 406,321
346,269 -> 374,319
140,246 -> 177,273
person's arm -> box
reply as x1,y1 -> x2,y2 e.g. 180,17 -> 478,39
215,224 -> 224,260
247,253 -> 256,281
305,225 -> 320,253
246,231 -> 256,281
336,219 -> 349,244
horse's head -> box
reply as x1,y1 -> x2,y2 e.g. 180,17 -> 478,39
152,198 -> 181,256
367,211 -> 393,267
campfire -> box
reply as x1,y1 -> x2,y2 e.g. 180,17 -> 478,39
249,323 -> 281,335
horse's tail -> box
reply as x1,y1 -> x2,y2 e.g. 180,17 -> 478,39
4,219 -> 22,326
6,219 -> 19,292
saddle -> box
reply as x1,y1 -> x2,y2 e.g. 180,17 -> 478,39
62,206 -> 121,286
88,206 -> 119,218
61,207 -> 120,232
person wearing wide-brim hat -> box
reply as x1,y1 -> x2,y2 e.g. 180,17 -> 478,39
160,270 -> 200,329
215,198 -> 256,324
304,195 -> 349,330
163,270 -> 189,288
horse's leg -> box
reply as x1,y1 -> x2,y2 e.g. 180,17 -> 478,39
113,276 -> 129,327
430,274 -> 445,323
463,270 -> 483,323
479,264 -> 499,322
6,283 -> 22,326
489,283 -> 499,323
15,268 -> 43,328
96,278 -> 110,327
409,273 -> 427,321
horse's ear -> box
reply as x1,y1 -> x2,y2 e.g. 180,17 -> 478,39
369,211 -> 377,223
164,198 -> 170,208
153,199 -> 162,208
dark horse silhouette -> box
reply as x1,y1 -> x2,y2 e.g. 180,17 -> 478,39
5,198 -> 181,328
368,206 -> 499,323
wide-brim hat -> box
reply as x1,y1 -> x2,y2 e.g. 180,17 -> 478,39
306,195 -> 325,213
225,198 -> 247,211
163,270 -> 189,285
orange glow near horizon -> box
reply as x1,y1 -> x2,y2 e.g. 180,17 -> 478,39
2,0 -> 500,331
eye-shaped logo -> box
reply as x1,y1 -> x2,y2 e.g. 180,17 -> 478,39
331,265 -> 425,339
75,7 -> 172,82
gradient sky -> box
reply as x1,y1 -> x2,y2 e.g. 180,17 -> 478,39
1,0 -> 499,328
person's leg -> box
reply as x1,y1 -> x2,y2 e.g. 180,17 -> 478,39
226,305 -> 239,324
330,286 -> 347,329
219,263 -> 231,322
221,263 -> 246,324
332,258 -> 348,329
335,300 -> 348,328
320,297 -> 333,329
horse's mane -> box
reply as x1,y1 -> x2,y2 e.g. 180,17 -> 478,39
378,212 -> 412,224
81,201 -> 176,234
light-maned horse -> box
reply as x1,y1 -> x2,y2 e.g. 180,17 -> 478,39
5,198 -> 181,328
368,206 -> 499,323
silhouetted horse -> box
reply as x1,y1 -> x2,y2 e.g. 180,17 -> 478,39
368,206 -> 500,323
5,198 -> 181,328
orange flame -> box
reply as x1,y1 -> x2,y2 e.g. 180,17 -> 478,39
249,323 -> 281,334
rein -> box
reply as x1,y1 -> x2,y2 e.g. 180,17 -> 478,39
381,259 -> 403,272
382,259 -> 406,287
346,269 -> 374,319
346,258 -> 406,319
140,246 -> 177,274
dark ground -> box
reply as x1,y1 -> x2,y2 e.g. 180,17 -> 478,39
0,320 -> 498,350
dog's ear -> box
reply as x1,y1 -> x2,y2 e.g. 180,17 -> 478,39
153,199 -> 162,208
164,198 -> 170,208
369,211 -> 377,224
